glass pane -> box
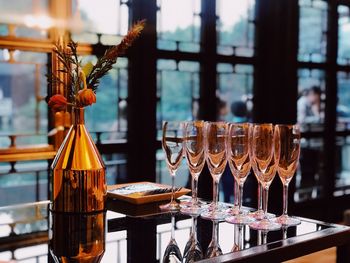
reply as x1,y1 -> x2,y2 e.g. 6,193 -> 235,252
157,0 -> 201,52
102,153 -> 127,185
156,59 -> 200,130
295,137 -> 325,202
0,50 -> 48,147
297,69 -> 325,127
156,149 -> 188,187
336,73 -> 350,194
338,5 -> 350,65
337,72 -> 350,125
298,0 -> 328,63
216,0 -> 255,56
71,0 -> 129,43
0,0 -> 49,38
84,57 -> 128,140
0,160 -> 48,206
217,63 -> 253,122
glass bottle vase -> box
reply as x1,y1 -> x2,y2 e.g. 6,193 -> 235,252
51,107 -> 106,213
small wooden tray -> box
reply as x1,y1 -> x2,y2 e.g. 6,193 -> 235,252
107,182 -> 190,205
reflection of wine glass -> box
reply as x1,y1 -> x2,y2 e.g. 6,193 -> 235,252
249,124 -> 281,231
225,123 -> 255,225
160,121 -> 184,211
201,122 -> 228,220
231,225 -> 244,252
183,216 -> 203,262
181,121 -> 206,215
205,220 -> 222,258
162,213 -> 183,263
275,124 -> 301,226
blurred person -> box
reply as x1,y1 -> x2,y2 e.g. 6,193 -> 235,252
216,98 -> 229,121
297,86 -> 323,124
231,101 -> 248,123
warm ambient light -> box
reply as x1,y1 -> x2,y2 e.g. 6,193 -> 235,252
23,15 -> 53,30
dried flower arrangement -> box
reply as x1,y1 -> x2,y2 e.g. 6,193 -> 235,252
47,20 -> 145,111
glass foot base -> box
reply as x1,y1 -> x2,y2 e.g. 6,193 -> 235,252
180,199 -> 206,208
225,206 -> 240,216
159,201 -> 180,211
200,210 -> 226,221
226,214 -> 255,225
249,210 -> 275,220
181,205 -> 204,216
203,202 -> 228,212
275,215 -> 301,226
249,219 -> 281,231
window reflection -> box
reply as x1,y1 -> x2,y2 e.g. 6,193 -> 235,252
0,51 -> 48,147
216,0 -> 255,56
297,69 -> 325,127
0,0 -> 49,39
298,0 -> 328,63
217,63 -> 253,122
157,0 -> 201,52
338,5 -> 350,66
156,59 -> 199,129
72,0 -> 128,36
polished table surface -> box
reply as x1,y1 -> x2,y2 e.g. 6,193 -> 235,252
0,198 -> 350,263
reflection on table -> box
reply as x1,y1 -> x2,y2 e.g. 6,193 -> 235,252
0,199 -> 344,263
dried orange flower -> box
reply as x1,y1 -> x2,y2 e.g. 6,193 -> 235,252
48,94 -> 67,111
77,89 -> 96,107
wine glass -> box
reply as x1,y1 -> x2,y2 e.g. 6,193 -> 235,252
160,121 -> 184,211
181,121 -> 206,215
249,124 -> 281,231
205,220 -> 222,258
182,215 -> 203,262
275,124 -> 301,226
225,123 -> 255,225
201,121 -> 228,220
162,213 -> 183,263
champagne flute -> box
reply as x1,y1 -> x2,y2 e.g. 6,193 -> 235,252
182,215 -> 203,262
160,121 -> 184,211
201,121 -> 228,220
249,124 -> 281,231
162,213 -> 183,263
181,121 -> 206,215
275,124 -> 301,226
225,123 -> 255,225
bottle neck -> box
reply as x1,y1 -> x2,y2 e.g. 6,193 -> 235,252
73,107 -> 85,125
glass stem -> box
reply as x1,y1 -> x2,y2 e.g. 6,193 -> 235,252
238,183 -> 244,213
258,182 -> 262,211
283,183 -> 289,216
262,185 -> 269,219
238,225 -> 244,250
234,179 -> 239,207
234,225 -> 239,249
192,175 -> 199,204
262,231 -> 268,244
213,179 -> 219,207
170,174 -> 175,203
191,216 -> 197,239
212,221 -> 219,245
171,214 -> 175,241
